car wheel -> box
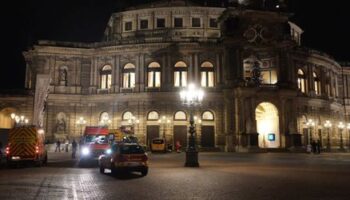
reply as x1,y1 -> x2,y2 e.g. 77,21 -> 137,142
111,167 -> 118,175
141,168 -> 148,176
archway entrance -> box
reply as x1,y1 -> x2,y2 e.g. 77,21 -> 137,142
255,102 -> 280,148
0,107 -> 16,128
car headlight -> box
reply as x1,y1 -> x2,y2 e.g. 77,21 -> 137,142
106,149 -> 112,154
81,147 -> 90,156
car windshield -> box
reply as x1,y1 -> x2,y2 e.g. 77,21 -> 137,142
120,145 -> 145,154
152,139 -> 164,144
85,135 -> 108,144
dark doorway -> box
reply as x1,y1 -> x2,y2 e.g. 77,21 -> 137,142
147,125 -> 159,148
201,126 -> 215,147
173,125 -> 187,150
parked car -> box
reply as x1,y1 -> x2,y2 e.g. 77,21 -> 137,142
98,143 -> 148,176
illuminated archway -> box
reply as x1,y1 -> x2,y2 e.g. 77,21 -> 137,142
255,102 -> 280,148
0,107 -> 17,128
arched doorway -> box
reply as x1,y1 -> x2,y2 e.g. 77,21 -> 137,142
0,107 -> 17,128
255,102 -> 280,148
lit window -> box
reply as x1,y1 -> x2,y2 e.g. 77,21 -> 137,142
123,63 -> 135,88
122,111 -> 133,121
261,69 -> 277,84
200,61 -> 215,87
147,111 -> 159,120
313,72 -> 321,95
100,65 -> 112,89
174,111 -> 187,121
174,61 -> 187,87
297,69 -> 306,93
202,111 -> 214,121
147,62 -> 161,88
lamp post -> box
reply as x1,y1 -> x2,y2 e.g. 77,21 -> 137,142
158,116 -> 171,139
180,83 -> 204,167
76,117 -> 87,137
100,116 -> 112,127
338,122 -> 344,150
128,116 -> 140,135
10,113 -> 29,127
347,123 -> 350,151
306,119 -> 315,153
324,120 -> 332,152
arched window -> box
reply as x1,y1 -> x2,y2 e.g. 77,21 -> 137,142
123,63 -> 135,88
122,111 -> 133,121
147,62 -> 161,88
147,111 -> 159,120
202,111 -> 214,121
297,69 -> 306,93
174,111 -> 187,121
100,65 -> 112,89
99,112 -> 111,125
313,72 -> 321,95
201,62 -> 214,87
174,61 -> 187,87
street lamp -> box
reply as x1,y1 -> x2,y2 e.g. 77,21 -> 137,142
158,116 -> 171,139
338,122 -> 345,150
324,120 -> 332,152
128,116 -> 140,135
347,123 -> 350,151
76,117 -> 87,137
306,119 -> 315,153
10,113 -> 29,127
180,83 -> 204,167
100,116 -> 112,127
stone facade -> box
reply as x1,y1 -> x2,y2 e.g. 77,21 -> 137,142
1,0 -> 350,152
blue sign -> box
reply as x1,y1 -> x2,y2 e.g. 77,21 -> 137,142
268,133 -> 275,141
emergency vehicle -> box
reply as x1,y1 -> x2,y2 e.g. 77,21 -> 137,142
6,126 -> 47,167
79,126 -> 110,164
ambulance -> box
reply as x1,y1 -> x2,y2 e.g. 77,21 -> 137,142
79,126 -> 109,164
5,126 -> 47,167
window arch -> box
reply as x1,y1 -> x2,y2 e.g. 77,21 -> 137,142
202,111 -> 214,121
174,111 -> 187,121
201,61 -> 215,87
123,63 -> 135,88
313,72 -> 321,95
297,69 -> 306,93
174,61 -> 187,87
100,65 -> 112,89
147,62 -> 161,88
122,111 -> 133,121
147,111 -> 159,120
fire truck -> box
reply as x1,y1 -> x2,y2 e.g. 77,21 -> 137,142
79,126 -> 110,165
5,126 -> 47,167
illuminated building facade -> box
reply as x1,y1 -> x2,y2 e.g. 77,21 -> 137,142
1,0 -> 350,152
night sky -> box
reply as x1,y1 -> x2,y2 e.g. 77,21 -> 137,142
0,0 -> 349,90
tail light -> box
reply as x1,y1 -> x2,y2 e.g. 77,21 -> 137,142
5,146 -> 10,155
35,146 -> 39,153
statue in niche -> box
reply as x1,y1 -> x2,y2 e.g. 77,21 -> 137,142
59,68 -> 67,86
251,61 -> 261,86
55,112 -> 66,133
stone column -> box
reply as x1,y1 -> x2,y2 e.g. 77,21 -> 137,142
224,90 -> 235,152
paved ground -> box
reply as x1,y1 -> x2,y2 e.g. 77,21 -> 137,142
0,152 -> 350,200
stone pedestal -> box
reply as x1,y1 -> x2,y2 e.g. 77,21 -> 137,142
225,134 -> 235,152
185,150 -> 199,167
